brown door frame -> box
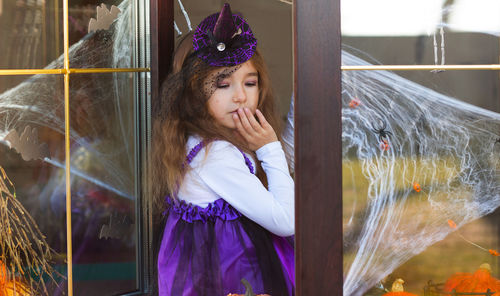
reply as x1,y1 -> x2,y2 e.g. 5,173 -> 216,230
150,0 -> 174,96
294,0 -> 342,294
150,0 -> 343,294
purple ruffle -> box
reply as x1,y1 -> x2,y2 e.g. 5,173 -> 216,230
158,200 -> 295,295
165,197 -> 242,223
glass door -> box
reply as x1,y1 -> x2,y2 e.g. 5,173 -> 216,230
341,1 -> 500,295
0,0 -> 151,294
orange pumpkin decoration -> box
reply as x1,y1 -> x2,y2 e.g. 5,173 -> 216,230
443,263 -> 500,295
227,278 -> 271,296
0,261 -> 6,289
2,280 -> 31,296
0,261 -> 30,296
382,278 -> 419,296
227,294 -> 270,296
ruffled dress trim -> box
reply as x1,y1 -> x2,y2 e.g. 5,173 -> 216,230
164,197 -> 242,223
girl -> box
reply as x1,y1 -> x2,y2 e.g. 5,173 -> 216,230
153,3 -> 294,295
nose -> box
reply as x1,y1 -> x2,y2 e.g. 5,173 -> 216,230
232,84 -> 247,104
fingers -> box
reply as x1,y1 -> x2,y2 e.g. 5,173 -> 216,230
255,109 -> 271,130
237,108 -> 254,133
244,108 -> 264,132
234,108 -> 261,134
233,108 -> 278,150
233,112 -> 250,138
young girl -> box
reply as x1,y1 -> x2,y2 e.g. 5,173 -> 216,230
153,3 -> 294,295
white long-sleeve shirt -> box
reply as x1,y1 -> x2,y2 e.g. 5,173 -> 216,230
178,135 -> 295,236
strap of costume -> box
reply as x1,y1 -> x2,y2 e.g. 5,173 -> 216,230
164,140 -> 254,209
185,140 -> 254,174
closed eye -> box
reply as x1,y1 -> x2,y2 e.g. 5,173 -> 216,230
216,83 -> 229,89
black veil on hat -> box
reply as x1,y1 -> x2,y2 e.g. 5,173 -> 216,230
157,3 -> 260,117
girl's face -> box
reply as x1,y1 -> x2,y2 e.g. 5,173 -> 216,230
207,61 -> 259,129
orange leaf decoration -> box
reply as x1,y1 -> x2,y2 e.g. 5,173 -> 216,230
349,98 -> 361,108
489,249 -> 500,257
413,182 -> 421,193
380,140 -> 390,151
447,219 -> 457,229
443,263 -> 500,296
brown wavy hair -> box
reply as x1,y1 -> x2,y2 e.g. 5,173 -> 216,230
152,33 -> 282,210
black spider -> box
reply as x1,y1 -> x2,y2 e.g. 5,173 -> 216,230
371,120 -> 393,142
495,138 -> 500,145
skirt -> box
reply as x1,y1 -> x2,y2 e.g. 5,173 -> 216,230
157,198 -> 295,296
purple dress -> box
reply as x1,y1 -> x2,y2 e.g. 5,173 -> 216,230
157,142 -> 295,296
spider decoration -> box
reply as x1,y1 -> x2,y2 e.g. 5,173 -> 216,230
371,120 -> 393,142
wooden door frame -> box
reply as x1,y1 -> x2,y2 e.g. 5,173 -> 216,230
150,0 -> 343,294
294,0 -> 342,294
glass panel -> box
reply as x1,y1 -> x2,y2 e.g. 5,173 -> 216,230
69,72 -> 137,295
68,0 -> 134,68
341,0 -> 500,65
0,0 -> 63,69
341,61 -> 500,295
0,74 -> 67,295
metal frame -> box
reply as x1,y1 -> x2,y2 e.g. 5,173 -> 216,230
342,65 -> 500,71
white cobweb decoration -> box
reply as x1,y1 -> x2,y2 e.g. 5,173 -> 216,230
341,50 -> 500,295
0,0 -> 135,199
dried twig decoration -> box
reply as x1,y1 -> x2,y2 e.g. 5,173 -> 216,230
88,4 -> 121,33
0,166 -> 62,295
5,126 -> 50,161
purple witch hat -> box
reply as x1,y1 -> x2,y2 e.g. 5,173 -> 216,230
193,3 -> 257,67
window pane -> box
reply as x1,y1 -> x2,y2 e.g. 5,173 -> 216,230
68,0 -> 135,68
0,74 -> 67,295
341,62 -> 500,295
0,0 -> 63,69
69,72 -> 138,295
341,0 -> 500,65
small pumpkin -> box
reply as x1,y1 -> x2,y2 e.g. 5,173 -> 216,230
0,261 -> 30,296
227,278 -> 271,296
2,280 -> 31,296
382,278 -> 419,296
443,263 -> 500,295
